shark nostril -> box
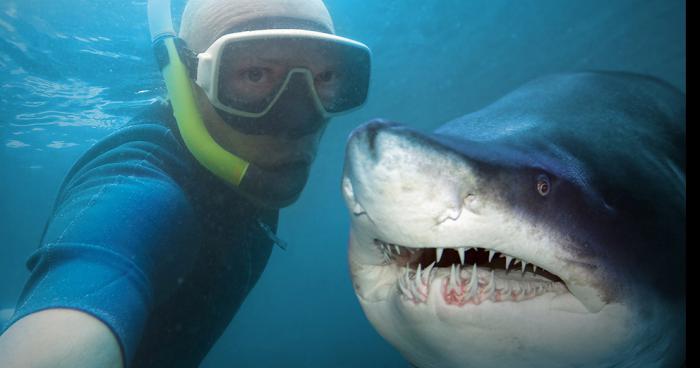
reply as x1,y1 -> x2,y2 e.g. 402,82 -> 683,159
464,193 -> 482,213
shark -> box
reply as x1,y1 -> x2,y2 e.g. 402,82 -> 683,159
341,72 -> 685,368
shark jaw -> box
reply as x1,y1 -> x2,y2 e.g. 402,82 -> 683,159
343,181 -> 659,368
341,123 -> 682,368
344,227 -> 643,368
366,240 -> 569,307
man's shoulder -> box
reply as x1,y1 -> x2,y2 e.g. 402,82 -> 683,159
124,100 -> 178,131
58,102 -> 194,192
111,100 -> 182,149
60,101 -> 268,213
100,101 -> 185,156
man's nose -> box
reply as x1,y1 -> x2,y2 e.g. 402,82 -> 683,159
270,75 -> 327,138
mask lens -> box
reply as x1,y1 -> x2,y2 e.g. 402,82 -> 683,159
217,42 -> 288,114
310,39 -> 370,113
215,34 -> 370,116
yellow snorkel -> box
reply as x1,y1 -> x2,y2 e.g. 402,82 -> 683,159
147,0 -> 249,186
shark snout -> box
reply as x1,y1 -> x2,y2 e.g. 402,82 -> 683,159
343,119 -> 485,248
346,119 -> 406,161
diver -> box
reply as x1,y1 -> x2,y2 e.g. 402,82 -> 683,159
0,0 -> 370,366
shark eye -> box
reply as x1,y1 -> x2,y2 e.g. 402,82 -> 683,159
536,174 -> 551,196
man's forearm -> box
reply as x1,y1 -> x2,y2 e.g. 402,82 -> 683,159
0,308 -> 123,368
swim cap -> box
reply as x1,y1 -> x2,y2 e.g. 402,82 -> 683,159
179,0 -> 335,53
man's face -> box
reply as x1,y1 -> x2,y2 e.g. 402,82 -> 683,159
197,87 -> 328,170
195,78 -> 328,206
198,37 -> 347,169
185,25 -> 370,207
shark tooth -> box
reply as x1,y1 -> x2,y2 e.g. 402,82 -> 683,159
436,248 -> 444,263
403,266 -> 413,294
415,265 -> 429,300
505,256 -> 513,271
423,262 -> 436,285
468,263 -> 479,298
458,247 -> 466,265
410,274 -> 422,300
416,263 -> 423,285
486,270 -> 496,301
398,273 -> 411,297
449,264 -> 460,292
488,250 -> 496,262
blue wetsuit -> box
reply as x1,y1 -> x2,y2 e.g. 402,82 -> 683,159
2,102 -> 278,367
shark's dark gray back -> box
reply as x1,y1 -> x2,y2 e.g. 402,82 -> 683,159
437,71 -> 684,189
435,71 -> 685,299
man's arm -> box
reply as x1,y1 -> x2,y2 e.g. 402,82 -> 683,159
0,122 -> 198,367
0,308 -> 123,368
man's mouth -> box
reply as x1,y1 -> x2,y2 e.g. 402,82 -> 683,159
262,157 -> 312,172
372,239 -> 568,306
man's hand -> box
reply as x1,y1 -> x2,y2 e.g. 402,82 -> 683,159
0,308 -> 123,368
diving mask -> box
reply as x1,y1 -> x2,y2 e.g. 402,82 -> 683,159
195,29 -> 371,118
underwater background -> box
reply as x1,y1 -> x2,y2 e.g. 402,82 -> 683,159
0,0 -> 685,367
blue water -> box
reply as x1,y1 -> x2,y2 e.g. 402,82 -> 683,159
0,0 -> 685,367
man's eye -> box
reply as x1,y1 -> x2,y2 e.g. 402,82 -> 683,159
244,68 -> 266,83
316,70 -> 336,83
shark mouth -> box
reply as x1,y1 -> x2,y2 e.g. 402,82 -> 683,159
374,239 -> 568,306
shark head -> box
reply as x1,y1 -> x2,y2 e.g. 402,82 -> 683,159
342,72 -> 685,368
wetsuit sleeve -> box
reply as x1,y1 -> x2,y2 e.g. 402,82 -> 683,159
2,122 -> 199,367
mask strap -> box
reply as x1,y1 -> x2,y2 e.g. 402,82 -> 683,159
174,38 -> 199,80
